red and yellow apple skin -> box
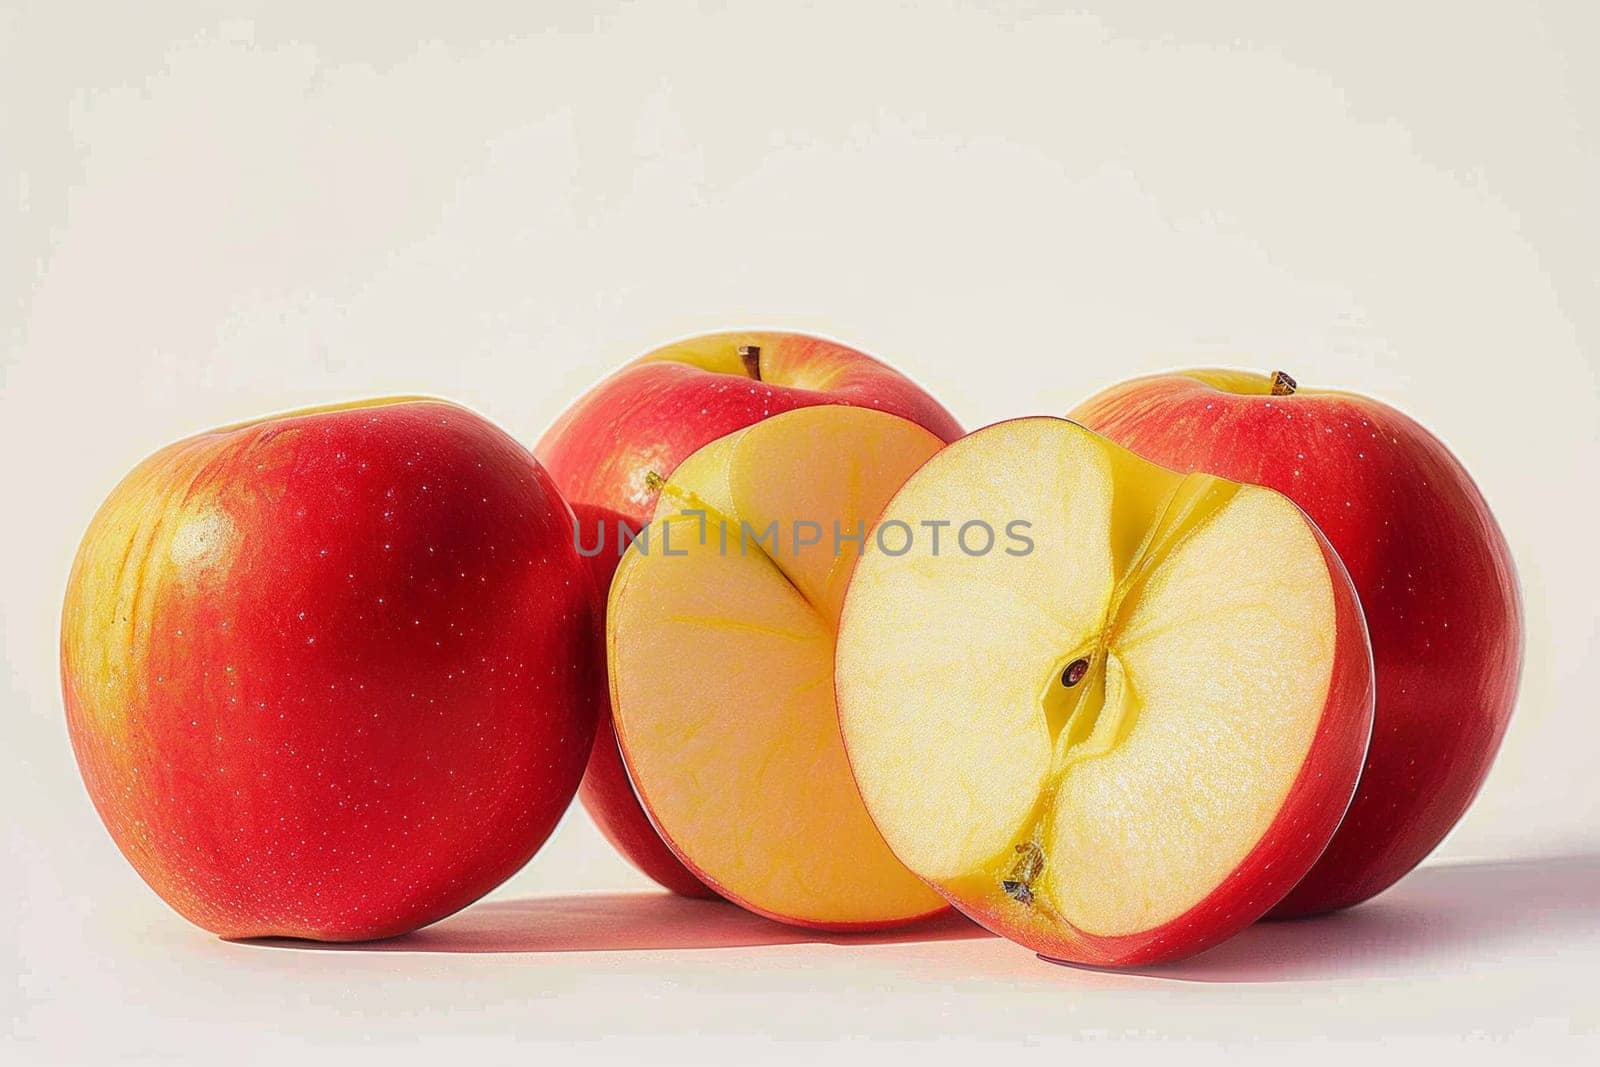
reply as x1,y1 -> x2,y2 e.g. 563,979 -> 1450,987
535,331 -> 962,896
61,399 -> 602,941
1072,371 -> 1522,917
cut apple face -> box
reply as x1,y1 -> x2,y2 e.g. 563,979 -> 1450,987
606,406 -> 949,928
836,417 -> 1374,965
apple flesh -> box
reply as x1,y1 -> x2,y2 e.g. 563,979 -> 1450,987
1071,371 -> 1521,916
60,399 -> 602,940
836,417 -> 1374,965
536,331 -> 962,897
605,406 -> 948,928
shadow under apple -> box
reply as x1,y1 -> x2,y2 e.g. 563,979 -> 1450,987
246,892 -> 991,954
244,854 -> 1598,983
1117,853 -> 1600,983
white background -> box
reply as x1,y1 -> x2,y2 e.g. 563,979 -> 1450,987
4,2 -> 1597,1063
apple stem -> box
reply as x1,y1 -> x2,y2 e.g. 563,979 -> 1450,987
738,344 -> 762,381
645,470 -> 667,493
1270,370 -> 1298,396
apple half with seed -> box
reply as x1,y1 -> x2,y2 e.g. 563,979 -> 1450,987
605,405 -> 949,928
836,417 -> 1375,966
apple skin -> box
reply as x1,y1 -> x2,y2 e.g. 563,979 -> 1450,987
535,331 -> 962,896
61,399 -> 602,940
1071,371 -> 1522,916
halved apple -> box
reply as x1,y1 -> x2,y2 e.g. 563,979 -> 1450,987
835,417 -> 1374,966
606,406 -> 948,929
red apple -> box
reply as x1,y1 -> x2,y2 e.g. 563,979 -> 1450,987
1071,370 -> 1521,916
535,330 -> 962,896
61,398 -> 602,940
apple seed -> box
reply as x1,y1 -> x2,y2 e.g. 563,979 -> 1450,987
1001,841 -> 1044,906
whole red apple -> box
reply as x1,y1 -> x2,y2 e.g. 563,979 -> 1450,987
536,330 -> 962,895
1071,370 -> 1521,916
61,398 -> 602,940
